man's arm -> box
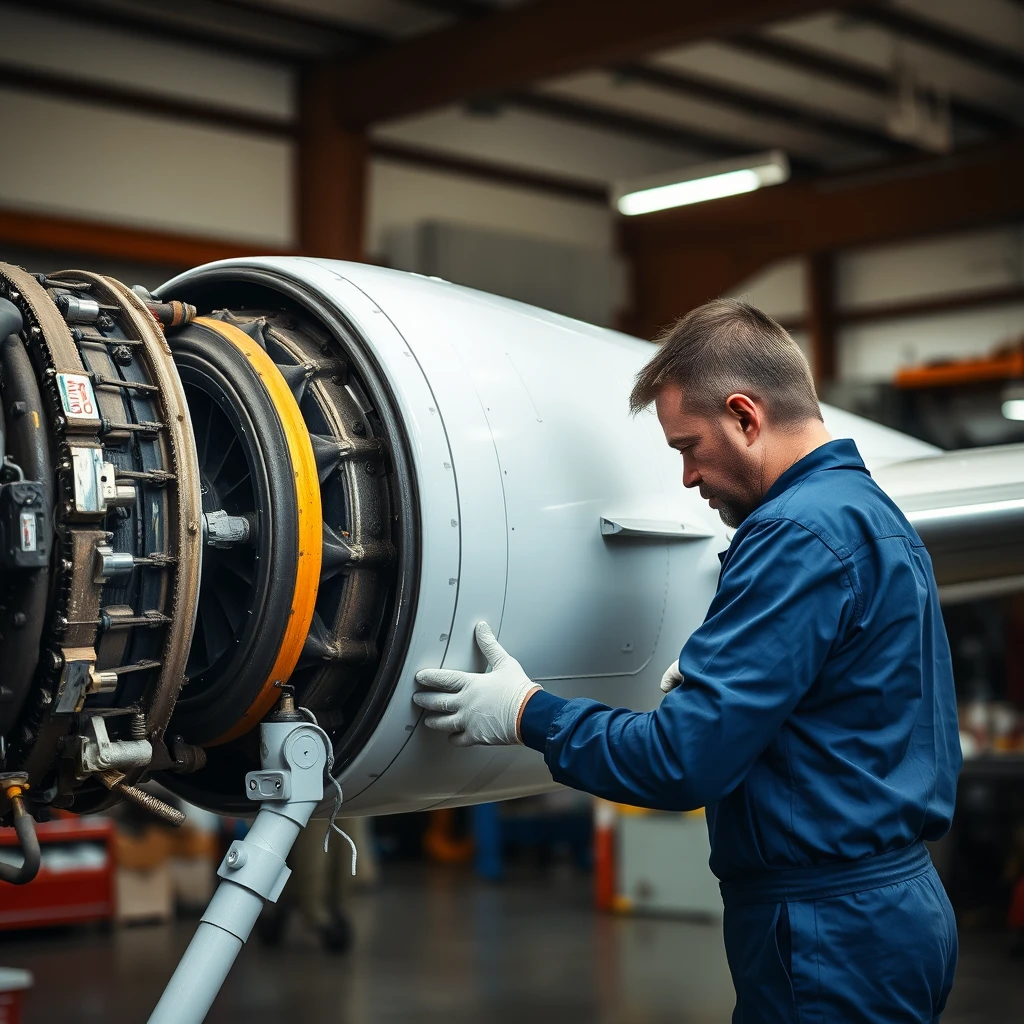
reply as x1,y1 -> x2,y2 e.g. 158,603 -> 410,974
517,518 -> 854,810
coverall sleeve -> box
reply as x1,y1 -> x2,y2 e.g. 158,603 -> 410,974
519,517 -> 855,811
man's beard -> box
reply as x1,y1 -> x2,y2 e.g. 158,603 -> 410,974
701,486 -> 757,529
715,502 -> 750,529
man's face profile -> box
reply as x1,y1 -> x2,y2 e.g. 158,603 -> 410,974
654,383 -> 763,529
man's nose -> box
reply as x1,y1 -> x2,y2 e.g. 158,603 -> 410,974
682,464 -> 701,489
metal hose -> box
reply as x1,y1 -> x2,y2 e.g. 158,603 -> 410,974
0,787 -> 41,885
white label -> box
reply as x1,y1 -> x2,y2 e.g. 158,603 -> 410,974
57,373 -> 97,421
71,447 -> 104,513
19,512 -> 36,552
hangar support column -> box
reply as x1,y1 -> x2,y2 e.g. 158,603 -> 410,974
297,63 -> 368,262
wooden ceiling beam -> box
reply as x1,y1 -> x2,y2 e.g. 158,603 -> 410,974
0,0 -> 304,66
0,63 -> 296,138
617,61 -> 916,155
201,0 -> 387,51
726,32 -> 1017,137
620,137 -> 1024,337
0,207 -> 292,268
332,0 -> 865,126
392,0 -> 490,18
372,139 -> 608,203
504,91 -> 776,161
849,4 -> 1024,85
842,282 -> 1024,326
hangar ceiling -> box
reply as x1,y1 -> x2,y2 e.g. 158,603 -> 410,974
7,0 -> 1023,196
2,0 -> 1023,369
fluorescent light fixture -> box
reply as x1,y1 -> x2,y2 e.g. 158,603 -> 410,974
614,150 -> 790,216
1003,399 -> 1024,421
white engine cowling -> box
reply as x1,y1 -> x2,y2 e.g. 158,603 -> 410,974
161,258 -> 951,815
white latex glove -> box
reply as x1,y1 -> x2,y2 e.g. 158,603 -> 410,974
660,660 -> 684,694
413,622 -> 541,747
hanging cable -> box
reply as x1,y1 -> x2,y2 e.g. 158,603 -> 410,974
299,707 -> 358,875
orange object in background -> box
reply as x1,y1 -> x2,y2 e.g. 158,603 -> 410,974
593,800 -> 617,912
422,809 -> 474,864
895,341 -> 1024,389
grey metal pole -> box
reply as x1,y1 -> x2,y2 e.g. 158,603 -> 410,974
148,706 -> 332,1024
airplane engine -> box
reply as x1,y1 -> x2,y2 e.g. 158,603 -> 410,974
0,256 -> 1021,831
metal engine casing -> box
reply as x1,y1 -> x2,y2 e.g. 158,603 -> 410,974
159,258 -> 946,816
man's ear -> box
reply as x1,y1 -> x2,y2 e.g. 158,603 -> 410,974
724,393 -> 762,446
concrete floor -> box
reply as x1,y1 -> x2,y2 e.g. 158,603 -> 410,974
1,865 -> 1021,1023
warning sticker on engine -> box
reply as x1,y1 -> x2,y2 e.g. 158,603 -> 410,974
57,373 -> 97,422
20,512 -> 36,552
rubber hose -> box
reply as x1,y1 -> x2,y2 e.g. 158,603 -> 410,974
0,796 -> 41,884
0,297 -> 24,465
0,298 -> 22,342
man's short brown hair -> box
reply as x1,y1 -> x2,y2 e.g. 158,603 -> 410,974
629,299 -> 822,425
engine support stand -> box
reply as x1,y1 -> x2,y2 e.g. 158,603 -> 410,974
148,709 -> 331,1024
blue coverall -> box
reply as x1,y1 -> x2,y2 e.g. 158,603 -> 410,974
521,439 -> 962,1023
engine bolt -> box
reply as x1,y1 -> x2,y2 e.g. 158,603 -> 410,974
10,402 -> 26,417
111,344 -> 133,366
364,462 -> 377,476
96,313 -> 115,332
11,612 -> 25,628
131,711 -> 146,740
352,421 -> 366,436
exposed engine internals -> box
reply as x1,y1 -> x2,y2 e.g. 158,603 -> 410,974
0,263 -> 415,879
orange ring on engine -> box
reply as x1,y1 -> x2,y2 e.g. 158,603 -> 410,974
195,318 -> 323,745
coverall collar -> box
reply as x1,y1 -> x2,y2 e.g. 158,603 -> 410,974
759,437 -> 867,509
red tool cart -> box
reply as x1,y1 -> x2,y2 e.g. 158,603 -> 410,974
0,816 -> 115,930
